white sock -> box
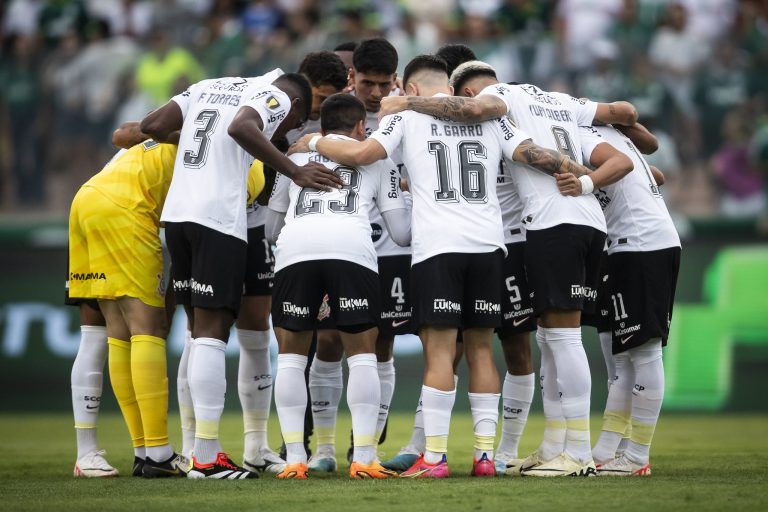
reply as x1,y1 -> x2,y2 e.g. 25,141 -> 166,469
134,446 -> 146,459
177,330 -> 195,458
347,353 -> 380,465
237,329 -> 272,459
422,385 -> 456,464
146,444 -> 173,462
408,391 -> 425,452
593,351 -> 634,463
497,372 -> 534,459
626,339 -> 664,465
544,327 -> 592,463
189,337 -> 227,464
599,331 -> 615,390
71,325 -> 107,458
468,392 -> 500,460
376,358 -> 396,442
536,329 -> 565,461
275,353 -> 309,464
308,357 -> 343,455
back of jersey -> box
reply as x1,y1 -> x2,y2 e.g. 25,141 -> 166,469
371,106 -> 529,265
161,69 -> 287,241
580,125 -> 680,253
481,83 -> 606,233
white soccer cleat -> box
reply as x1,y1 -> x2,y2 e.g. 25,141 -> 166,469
596,455 -> 651,477
73,450 -> 119,478
517,450 -> 550,474
308,449 -> 338,473
243,447 -> 287,474
521,453 -> 597,477
494,453 -> 526,476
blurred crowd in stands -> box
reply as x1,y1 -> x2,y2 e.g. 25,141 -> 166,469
1,0 -> 767,236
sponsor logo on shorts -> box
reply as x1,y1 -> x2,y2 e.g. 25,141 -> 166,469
504,306 -> 534,321
474,300 -> 501,314
69,272 -> 106,281
512,316 -> 530,327
570,285 -> 597,300
614,323 -> 641,337
381,310 -> 411,320
282,301 -> 310,317
391,319 -> 410,328
257,271 -> 274,281
173,278 -> 214,296
433,299 -> 461,313
339,297 -> 369,311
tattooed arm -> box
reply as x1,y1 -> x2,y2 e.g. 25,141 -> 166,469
593,101 -> 638,126
378,94 -> 507,123
555,142 -> 634,196
511,139 -> 591,178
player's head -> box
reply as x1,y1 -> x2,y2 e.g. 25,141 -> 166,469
449,60 -> 499,97
298,51 -> 348,121
435,43 -> 477,76
333,41 -> 357,77
402,54 -> 449,98
272,73 -> 313,138
320,93 -> 367,141
351,38 -> 398,113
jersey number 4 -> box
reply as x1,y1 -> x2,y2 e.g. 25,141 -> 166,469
430,141 -> 488,204
295,166 -> 360,216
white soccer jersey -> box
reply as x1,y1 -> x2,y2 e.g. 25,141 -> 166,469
480,82 -> 606,233
161,69 -> 289,241
497,160 -> 526,244
579,125 -> 680,254
371,98 -> 530,265
268,135 -> 408,273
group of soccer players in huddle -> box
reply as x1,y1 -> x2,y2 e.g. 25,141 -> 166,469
66,37 -> 680,481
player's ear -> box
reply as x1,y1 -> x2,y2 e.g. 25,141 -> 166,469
448,85 -> 454,96
407,82 -> 418,96
349,68 -> 356,83
464,86 -> 475,98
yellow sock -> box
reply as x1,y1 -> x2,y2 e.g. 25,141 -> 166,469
108,337 -> 144,448
130,335 -> 169,447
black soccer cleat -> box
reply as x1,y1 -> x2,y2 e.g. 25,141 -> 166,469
142,453 -> 190,478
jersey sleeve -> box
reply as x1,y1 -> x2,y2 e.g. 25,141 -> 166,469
479,83 -> 514,117
578,125 -> 606,164
494,116 -> 532,160
171,79 -> 211,119
242,86 -> 292,141
373,158 -> 408,214
268,171 -> 291,213
369,113 -> 406,158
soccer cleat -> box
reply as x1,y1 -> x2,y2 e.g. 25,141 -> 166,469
517,450 -> 549,473
381,446 -> 420,472
470,452 -> 497,477
596,455 -> 651,477
187,452 -> 258,479
276,463 -> 308,480
243,447 -> 287,474
399,454 -> 450,479
73,450 -> 119,478
521,453 -> 597,477
350,460 -> 399,479
132,456 -> 145,477
142,453 -> 190,478
308,452 -> 337,473
494,453 -> 526,476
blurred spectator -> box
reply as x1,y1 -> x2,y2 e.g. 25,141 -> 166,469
2,0 -> 43,37
0,35 -> 44,206
737,0 -> 768,103
88,0 -> 155,39
242,0 -> 284,43
111,72 -> 154,131
710,110 -> 766,218
135,31 -> 205,106
677,0 -> 737,45
623,56 -> 665,121
496,0 -> 557,85
199,8 -> 247,77
458,14 -> 517,82
38,0 -> 92,46
576,39 -> 626,102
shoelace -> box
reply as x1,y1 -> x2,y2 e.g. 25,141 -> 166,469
216,454 -> 240,471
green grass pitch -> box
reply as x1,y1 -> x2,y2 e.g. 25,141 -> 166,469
2,412 -> 766,511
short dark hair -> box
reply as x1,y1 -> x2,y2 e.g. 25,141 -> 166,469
298,51 -> 348,91
333,41 -> 358,52
353,38 -> 398,75
435,43 -> 477,76
274,72 -> 313,121
450,62 -> 497,95
320,93 -> 366,134
402,54 -> 448,88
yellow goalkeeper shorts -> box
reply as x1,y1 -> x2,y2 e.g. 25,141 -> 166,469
68,186 -> 165,307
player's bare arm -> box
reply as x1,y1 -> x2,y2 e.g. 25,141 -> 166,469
291,133 -> 387,167
593,101 -> 639,127
229,106 -> 343,191
650,165 -> 665,186
113,122 -> 180,148
615,122 -> 659,154
556,143 -> 634,196
378,94 -> 506,122
512,140 -> 590,178
140,101 -> 184,143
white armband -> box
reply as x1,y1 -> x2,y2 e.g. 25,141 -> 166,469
578,175 -> 594,195
308,135 -> 322,152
